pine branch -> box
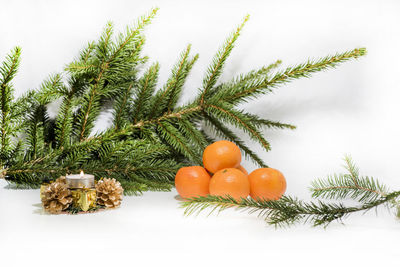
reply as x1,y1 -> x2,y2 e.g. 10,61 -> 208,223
0,47 -> 21,163
113,82 -> 135,130
0,13 -> 367,197
211,59 -> 282,104
204,103 -> 271,151
25,105 -> 48,159
75,22 -> 114,141
148,45 -> 196,118
204,113 -> 267,167
165,53 -> 199,112
176,119 -> 209,152
35,73 -> 64,105
0,47 -> 21,84
131,63 -> 160,123
181,191 -> 400,227
181,157 -> 398,227
157,120 -> 202,165
223,48 -> 366,103
199,15 -> 249,105
310,156 -> 388,202
4,138 -> 180,194
54,76 -> 89,148
109,8 -> 157,63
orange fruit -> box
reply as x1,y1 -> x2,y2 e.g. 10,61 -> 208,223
209,168 -> 250,201
175,166 -> 211,199
237,165 -> 248,175
248,168 -> 286,200
203,140 -> 241,173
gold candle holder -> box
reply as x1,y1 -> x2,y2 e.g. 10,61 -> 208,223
71,188 -> 97,212
40,183 -> 50,200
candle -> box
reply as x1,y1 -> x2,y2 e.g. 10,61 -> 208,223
65,171 -> 95,189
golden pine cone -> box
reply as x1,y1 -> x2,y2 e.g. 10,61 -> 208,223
96,178 -> 123,208
42,181 -> 73,214
55,176 -> 66,184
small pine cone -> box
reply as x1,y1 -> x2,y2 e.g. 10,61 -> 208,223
42,181 -> 73,214
96,178 -> 123,208
55,176 -> 66,184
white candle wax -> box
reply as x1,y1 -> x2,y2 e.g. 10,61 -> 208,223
65,171 -> 95,188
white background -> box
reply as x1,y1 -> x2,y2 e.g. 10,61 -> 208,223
1,0 -> 400,266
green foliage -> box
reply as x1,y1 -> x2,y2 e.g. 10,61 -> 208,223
310,155 -> 388,202
181,157 -> 399,227
0,9 -> 366,196
0,47 -> 21,164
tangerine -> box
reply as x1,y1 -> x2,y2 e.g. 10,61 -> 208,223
203,140 -> 241,173
209,168 -> 249,201
248,168 -> 286,200
175,166 -> 211,199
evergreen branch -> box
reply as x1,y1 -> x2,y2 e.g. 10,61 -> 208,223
75,22 -> 114,141
177,119 -> 209,152
205,103 -> 271,151
0,14 -> 367,197
157,121 -> 202,164
66,41 -> 96,74
54,76 -> 89,148
133,105 -> 203,128
77,83 -> 103,141
55,95 -> 74,148
61,104 -> 203,152
204,113 -> 267,167
82,41 -> 95,63
148,45 -> 194,118
165,53 -> 199,112
181,191 -> 400,227
0,47 -> 21,163
255,119 -> 296,130
0,46 -> 21,85
113,82 -> 134,130
210,59 -> 282,104
120,179 -> 173,196
199,15 -> 249,105
25,105 -> 48,159
109,8 -> 158,62
225,48 -> 366,102
35,73 -> 64,104
131,63 -> 160,123
310,156 -> 388,202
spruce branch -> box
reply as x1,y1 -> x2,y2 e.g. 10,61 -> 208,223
199,15 -> 249,105
131,63 -> 160,123
181,191 -> 400,227
113,82 -> 135,130
204,103 -> 271,151
222,48 -> 367,103
0,13 -> 367,197
181,157 -> 398,227
148,45 -> 197,118
0,47 -> 21,163
310,155 -> 388,202
157,120 -> 202,165
204,113 -> 267,167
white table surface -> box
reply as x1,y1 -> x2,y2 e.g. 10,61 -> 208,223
1,179 -> 399,267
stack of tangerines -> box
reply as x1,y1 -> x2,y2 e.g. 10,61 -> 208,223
175,140 -> 286,201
